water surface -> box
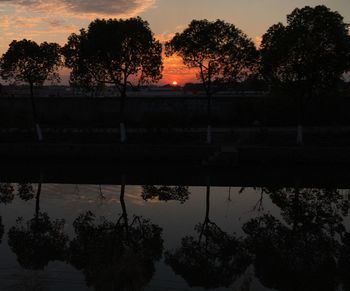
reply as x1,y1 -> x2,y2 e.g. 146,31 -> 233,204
0,175 -> 349,291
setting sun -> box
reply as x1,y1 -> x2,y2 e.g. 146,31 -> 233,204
172,81 -> 178,86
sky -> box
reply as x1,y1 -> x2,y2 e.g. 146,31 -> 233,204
0,0 -> 349,85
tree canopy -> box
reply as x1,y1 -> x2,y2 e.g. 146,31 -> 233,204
8,212 -> 68,270
243,187 -> 350,291
166,222 -> 250,289
142,185 -> 190,204
165,19 -> 257,96
68,211 -> 163,291
0,39 -> 62,89
63,17 -> 163,94
260,5 -> 350,94
165,186 -> 251,289
7,181 -> 68,270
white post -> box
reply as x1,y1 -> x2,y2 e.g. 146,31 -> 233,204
297,124 -> 303,146
120,122 -> 127,143
207,125 -> 212,144
36,123 -> 43,142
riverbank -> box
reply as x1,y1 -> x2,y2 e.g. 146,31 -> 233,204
1,142 -> 349,166
0,96 -> 347,128
0,155 -> 349,188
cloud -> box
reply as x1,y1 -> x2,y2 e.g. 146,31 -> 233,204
0,0 -> 195,84
0,15 -> 77,34
155,32 -> 175,44
255,36 -> 262,48
0,14 -> 78,53
161,54 -> 197,85
0,0 -> 156,17
0,0 -> 156,52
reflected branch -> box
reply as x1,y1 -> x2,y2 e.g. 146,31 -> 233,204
67,177 -> 164,291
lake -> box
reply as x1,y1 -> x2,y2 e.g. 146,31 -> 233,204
0,164 -> 349,291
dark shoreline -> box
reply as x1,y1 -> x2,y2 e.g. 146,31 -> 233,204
1,143 -> 350,188
1,142 -> 349,164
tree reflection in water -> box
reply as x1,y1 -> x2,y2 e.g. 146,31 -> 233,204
165,185 -> 251,289
0,183 -> 15,204
339,232 -> 350,291
0,182 -> 37,246
142,185 -> 190,204
67,179 -> 164,291
8,180 -> 68,270
0,182 -> 14,242
17,183 -> 35,201
243,187 -> 350,291
4,181 -> 350,291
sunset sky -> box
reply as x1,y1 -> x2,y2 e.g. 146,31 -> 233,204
0,0 -> 349,85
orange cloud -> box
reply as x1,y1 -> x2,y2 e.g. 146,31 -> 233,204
161,54 -> 197,85
155,33 -> 197,85
255,36 -> 263,48
0,15 -> 78,52
0,10 -> 198,85
155,32 -> 175,44
0,0 -> 156,53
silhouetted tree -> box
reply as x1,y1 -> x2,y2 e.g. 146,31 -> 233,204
166,19 -> 257,143
63,18 -> 163,143
0,39 -> 62,141
8,181 -> 68,270
243,187 -> 350,291
142,185 -> 190,204
260,5 -> 350,145
67,180 -> 163,290
165,186 -> 250,289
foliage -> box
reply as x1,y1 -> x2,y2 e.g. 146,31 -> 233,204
267,187 -> 349,234
260,5 -> 350,94
8,212 -> 68,270
165,221 -> 250,289
0,39 -> 62,88
244,214 -> 338,291
67,211 -> 163,291
0,183 -> 35,204
0,217 -> 3,244
165,186 -> 251,289
142,185 -> 190,203
17,183 -> 35,201
165,19 -> 257,96
0,183 -> 15,204
63,17 -> 163,94
243,187 -> 350,291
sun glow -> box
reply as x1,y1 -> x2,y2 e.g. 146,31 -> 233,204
172,81 -> 178,86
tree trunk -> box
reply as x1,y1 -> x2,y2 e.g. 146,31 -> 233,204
296,93 -> 304,146
206,93 -> 213,144
292,187 -> 300,233
199,184 -> 211,244
35,180 -> 42,225
205,185 -> 210,223
120,182 -> 127,224
29,83 -> 43,142
297,125 -> 303,146
119,175 -> 129,243
120,90 -> 127,143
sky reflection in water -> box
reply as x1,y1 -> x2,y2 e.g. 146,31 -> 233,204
0,183 -> 349,290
